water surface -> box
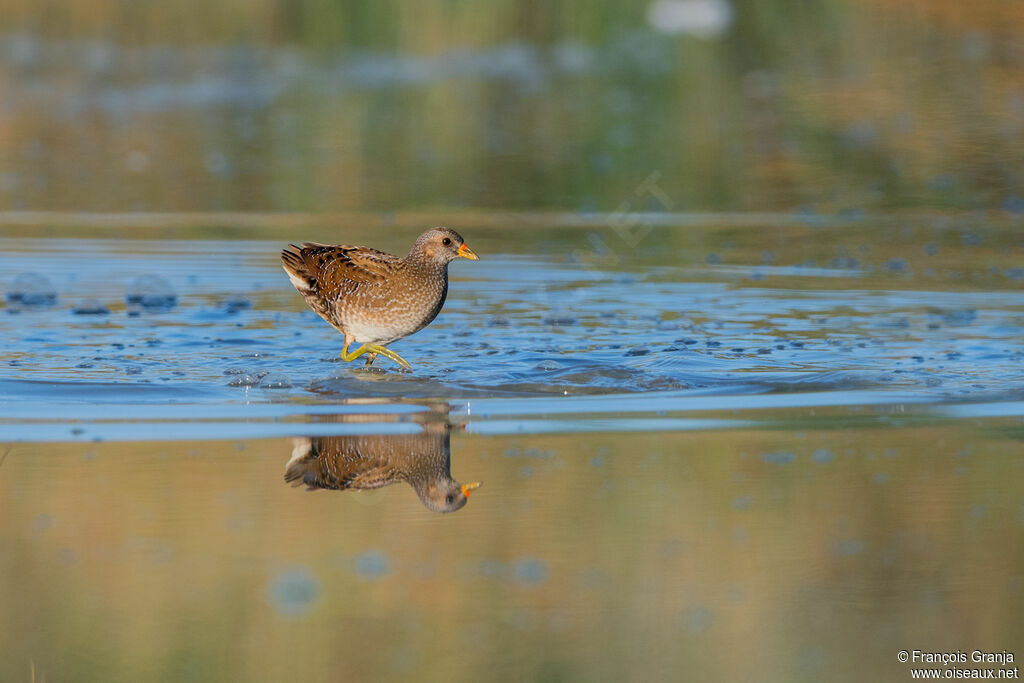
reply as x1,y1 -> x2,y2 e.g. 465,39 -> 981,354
3,1 -> 1024,677
1,219 -> 1022,681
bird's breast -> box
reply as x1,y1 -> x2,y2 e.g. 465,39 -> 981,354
335,270 -> 448,344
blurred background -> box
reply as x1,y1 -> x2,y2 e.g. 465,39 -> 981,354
3,0 -> 1024,215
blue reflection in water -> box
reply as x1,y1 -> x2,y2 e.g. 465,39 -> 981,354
267,567 -> 320,617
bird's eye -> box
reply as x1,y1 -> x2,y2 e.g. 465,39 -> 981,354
442,237 -> 452,246
446,494 -> 454,504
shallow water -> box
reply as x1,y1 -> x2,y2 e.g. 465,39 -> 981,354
4,0 -> 1024,677
1,218 -> 1023,681
3,220 -> 1023,422
1,411 -> 1022,681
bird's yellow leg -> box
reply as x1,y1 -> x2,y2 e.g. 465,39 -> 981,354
340,341 -> 368,362
365,344 -> 411,370
340,342 -> 411,370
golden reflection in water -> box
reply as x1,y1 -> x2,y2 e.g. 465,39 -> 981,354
286,411 -> 481,513
0,423 -> 1021,681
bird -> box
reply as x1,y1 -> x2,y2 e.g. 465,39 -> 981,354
281,227 -> 479,370
284,412 -> 481,513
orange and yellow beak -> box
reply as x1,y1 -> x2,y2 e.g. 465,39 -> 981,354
461,481 -> 482,497
457,242 -> 480,260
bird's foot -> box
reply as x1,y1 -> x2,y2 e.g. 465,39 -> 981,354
366,344 -> 411,370
340,342 -> 411,370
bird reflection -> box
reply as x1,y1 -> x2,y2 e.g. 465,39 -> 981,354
285,408 -> 481,513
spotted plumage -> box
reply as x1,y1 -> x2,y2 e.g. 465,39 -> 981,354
281,227 -> 479,369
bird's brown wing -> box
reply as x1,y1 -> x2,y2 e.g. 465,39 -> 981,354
285,436 -> 405,491
281,242 -> 400,327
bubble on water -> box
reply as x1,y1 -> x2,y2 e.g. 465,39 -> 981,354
223,295 -> 251,313
267,567 -> 320,617
762,451 -> 796,465
227,374 -> 260,387
258,373 -> 292,389
353,551 -> 392,580
72,299 -> 110,315
126,274 -> 177,311
812,449 -> 834,464
514,558 -> 548,585
6,272 -> 57,309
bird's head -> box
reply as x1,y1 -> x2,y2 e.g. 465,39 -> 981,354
416,479 -> 482,513
410,227 -> 479,266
